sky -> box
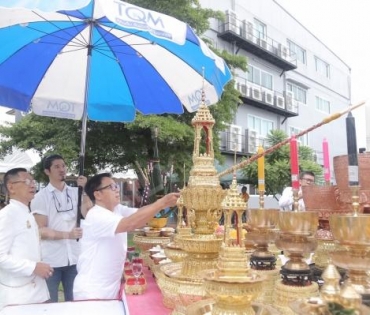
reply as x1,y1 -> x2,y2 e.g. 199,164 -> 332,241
276,0 -> 370,148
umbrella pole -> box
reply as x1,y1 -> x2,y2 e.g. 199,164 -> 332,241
76,112 -> 87,229
76,2 -> 95,229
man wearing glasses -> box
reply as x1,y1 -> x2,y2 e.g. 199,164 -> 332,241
73,173 -> 179,314
30,155 -> 88,303
279,171 -> 315,211
0,168 -> 52,310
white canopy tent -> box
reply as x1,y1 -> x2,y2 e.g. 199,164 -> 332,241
0,148 -> 41,173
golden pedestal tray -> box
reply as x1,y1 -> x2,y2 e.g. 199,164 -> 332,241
185,298 -> 281,315
133,234 -> 171,251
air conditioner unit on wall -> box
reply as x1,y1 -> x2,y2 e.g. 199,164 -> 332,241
275,95 -> 285,109
228,124 -> 242,152
226,10 -> 238,34
257,38 -> 267,50
285,91 -> 295,112
247,129 -> 258,153
246,21 -> 254,41
279,44 -> 289,60
251,86 -> 262,101
264,90 -> 274,105
239,83 -> 249,97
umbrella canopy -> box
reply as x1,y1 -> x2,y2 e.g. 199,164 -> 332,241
0,0 -> 232,225
0,0 -> 232,123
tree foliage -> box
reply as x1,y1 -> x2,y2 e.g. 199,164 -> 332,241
241,130 -> 323,196
0,0 -> 245,184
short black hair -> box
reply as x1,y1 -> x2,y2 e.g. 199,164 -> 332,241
299,171 -> 315,179
85,173 -> 112,202
4,168 -> 28,193
43,154 -> 65,170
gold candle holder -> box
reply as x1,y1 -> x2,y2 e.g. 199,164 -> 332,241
273,211 -> 319,314
246,208 -> 280,304
329,212 -> 370,307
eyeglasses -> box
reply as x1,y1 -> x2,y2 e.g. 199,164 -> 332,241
11,179 -> 37,186
95,183 -> 120,192
52,191 -> 73,213
302,178 -> 314,183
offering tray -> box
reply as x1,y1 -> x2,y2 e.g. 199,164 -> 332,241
160,262 -> 203,283
133,234 -> 171,251
185,299 -> 280,315
290,298 -> 370,315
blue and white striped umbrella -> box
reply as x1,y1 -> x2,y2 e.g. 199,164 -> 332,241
0,0 -> 232,122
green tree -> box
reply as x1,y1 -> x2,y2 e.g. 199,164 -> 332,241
242,130 -> 323,196
0,0 -> 247,184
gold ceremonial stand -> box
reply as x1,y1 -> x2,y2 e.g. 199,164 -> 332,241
158,96 -> 226,314
246,203 -> 280,305
329,186 -> 370,308
202,175 -> 265,315
272,190 -> 319,314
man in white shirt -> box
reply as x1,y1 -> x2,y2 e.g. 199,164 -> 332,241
0,168 -> 52,310
279,171 -> 315,211
73,173 -> 179,314
30,155 -> 88,302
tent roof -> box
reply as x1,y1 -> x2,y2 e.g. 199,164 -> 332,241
0,149 -> 41,173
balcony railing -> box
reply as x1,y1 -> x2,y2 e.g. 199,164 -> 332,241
234,76 -> 299,117
219,128 -> 266,155
218,12 -> 297,71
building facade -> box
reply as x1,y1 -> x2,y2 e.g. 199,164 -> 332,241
200,0 -> 351,185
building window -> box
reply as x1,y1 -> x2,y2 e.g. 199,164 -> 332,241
315,96 -> 330,113
315,57 -> 330,78
248,65 -> 273,90
287,83 -> 307,104
287,41 -> 306,64
254,19 -> 266,40
289,127 -> 308,146
248,115 -> 274,137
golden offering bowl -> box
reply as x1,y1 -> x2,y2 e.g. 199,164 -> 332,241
203,269 -> 265,314
276,235 -> 317,271
247,208 -> 280,229
178,235 -> 223,253
148,217 -> 168,229
246,230 -> 278,246
164,243 -> 188,262
279,211 -> 318,235
330,250 -> 370,271
329,214 -> 370,246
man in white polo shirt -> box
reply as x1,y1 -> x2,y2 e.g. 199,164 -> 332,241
73,172 -> 179,314
30,154 -> 88,302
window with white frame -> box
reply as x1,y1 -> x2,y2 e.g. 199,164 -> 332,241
287,41 -> 306,64
289,127 -> 308,146
315,57 -> 330,78
248,115 -> 274,138
287,83 -> 307,104
315,96 -> 330,113
254,19 -> 266,40
248,65 -> 273,90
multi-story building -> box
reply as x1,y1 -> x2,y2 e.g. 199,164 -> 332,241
200,0 -> 351,186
